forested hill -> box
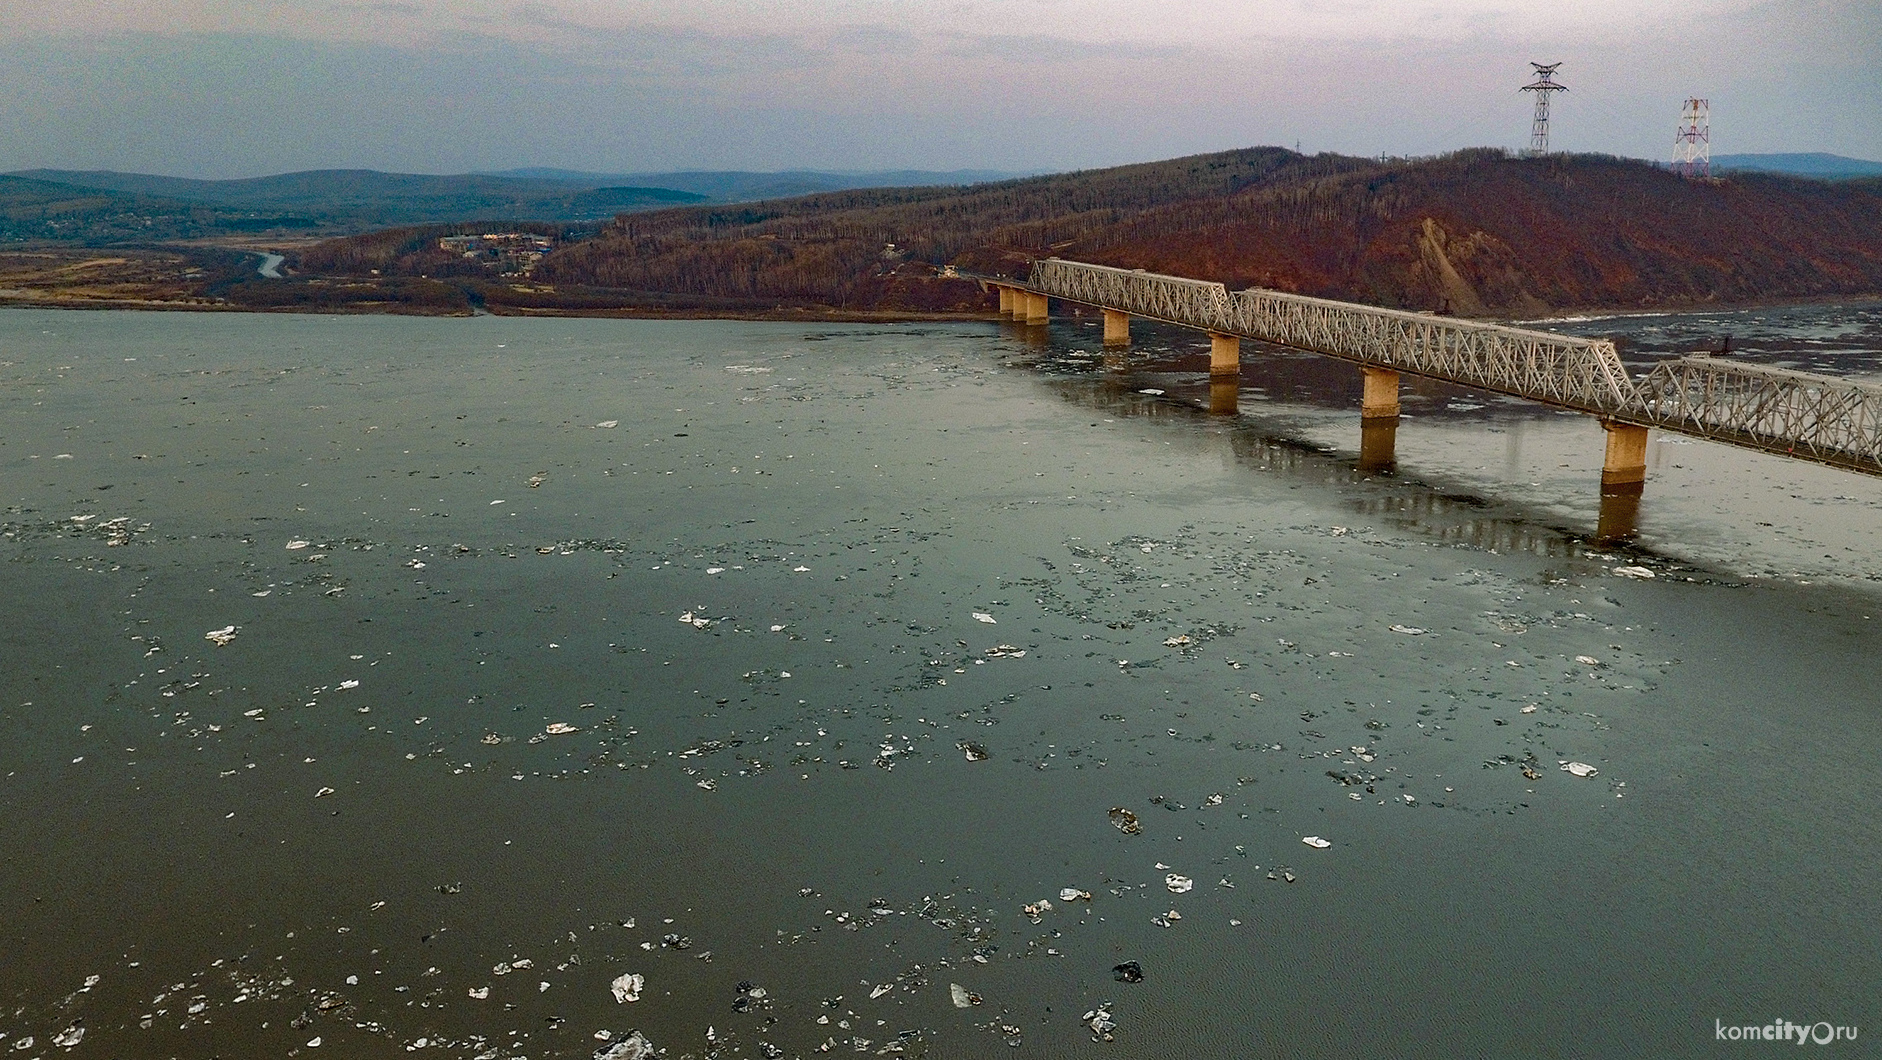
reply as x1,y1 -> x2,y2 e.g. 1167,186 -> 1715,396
523,147 -> 1882,316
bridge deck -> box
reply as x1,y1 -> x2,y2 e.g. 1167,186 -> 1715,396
1016,258 -> 1882,477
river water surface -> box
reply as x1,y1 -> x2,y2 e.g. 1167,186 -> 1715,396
2,305 -> 1879,1058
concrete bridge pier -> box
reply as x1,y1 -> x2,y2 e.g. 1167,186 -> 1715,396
1210,334 -> 1240,377
1361,367 -> 1401,419
1103,310 -> 1131,346
1600,421 -> 1650,495
996,285 -> 1015,317
1359,367 -> 1401,472
1024,291 -> 1050,325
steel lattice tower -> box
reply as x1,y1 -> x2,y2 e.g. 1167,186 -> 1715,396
1673,97 -> 1710,178
1520,62 -> 1567,155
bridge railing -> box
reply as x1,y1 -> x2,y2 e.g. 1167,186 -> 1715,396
1632,355 -> 1882,473
1028,258 -> 1636,413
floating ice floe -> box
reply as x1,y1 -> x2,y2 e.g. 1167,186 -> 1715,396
1612,565 -> 1654,578
1165,874 -> 1193,893
1574,655 -> 1601,666
971,612 -> 997,624
677,611 -> 712,629
1138,388 -> 1164,395
984,644 -> 1025,658
286,540 -> 310,550
959,742 -> 990,762
1561,761 -> 1599,777
544,722 -> 578,735
204,626 -> 238,646
314,787 -> 335,798
595,420 -> 619,429
52,1025 -> 83,1048
592,1031 -> 656,1060
1302,836 -> 1332,849
1521,704 -> 1539,714
1108,807 -> 1142,835
869,983 -> 893,999
1060,888 -> 1092,903
1163,635 -> 1192,647
1389,624 -> 1428,635
949,983 -> 980,1008
337,679 -> 359,690
468,986 -> 489,999
610,973 -> 643,1003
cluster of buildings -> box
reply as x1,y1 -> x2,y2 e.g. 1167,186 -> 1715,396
437,233 -> 554,275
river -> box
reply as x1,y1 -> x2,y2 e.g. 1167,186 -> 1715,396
0,305 -> 1877,1058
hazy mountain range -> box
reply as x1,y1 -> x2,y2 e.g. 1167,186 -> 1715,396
1709,153 -> 1882,178
0,166 -> 1027,244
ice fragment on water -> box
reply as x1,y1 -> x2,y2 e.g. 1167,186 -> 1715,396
959,742 -> 990,762
1108,807 -> 1141,834
204,626 -> 238,646
1612,565 -> 1654,578
544,722 -> 578,735
595,420 -> 619,429
468,986 -> 489,999
610,973 -> 643,1003
1575,655 -> 1601,666
1164,874 -> 1192,893
1302,836 -> 1332,848
1059,888 -> 1091,902
314,787 -> 334,798
1163,635 -> 1192,647
286,540 -> 310,550
52,1025 -> 83,1048
949,983 -> 980,1008
971,613 -> 997,624
592,1030 -> 656,1060
1388,624 -> 1428,635
1562,761 -> 1599,777
869,983 -> 893,999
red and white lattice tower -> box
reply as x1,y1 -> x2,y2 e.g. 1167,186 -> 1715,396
1673,98 -> 1710,179
1520,62 -> 1567,155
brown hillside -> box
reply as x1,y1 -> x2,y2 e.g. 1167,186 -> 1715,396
299,148 -> 1882,317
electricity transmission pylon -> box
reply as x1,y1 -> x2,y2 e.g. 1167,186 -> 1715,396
1521,62 -> 1567,155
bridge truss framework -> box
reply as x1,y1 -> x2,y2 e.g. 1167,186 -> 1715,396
1014,258 -> 1882,479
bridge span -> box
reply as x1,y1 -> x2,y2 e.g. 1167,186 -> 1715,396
989,259 -> 1882,523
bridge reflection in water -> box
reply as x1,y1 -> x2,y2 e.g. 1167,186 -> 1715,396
1025,360 -> 1633,556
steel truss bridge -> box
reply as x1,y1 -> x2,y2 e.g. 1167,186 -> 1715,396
1015,258 -> 1882,478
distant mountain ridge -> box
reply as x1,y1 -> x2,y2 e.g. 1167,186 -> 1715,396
3,168 -> 707,233
1710,153 -> 1882,178
480,167 -> 1028,202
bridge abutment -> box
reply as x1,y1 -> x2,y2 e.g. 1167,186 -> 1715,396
996,285 -> 1015,316
1103,310 -> 1131,346
1209,334 -> 1240,377
1600,421 -> 1650,495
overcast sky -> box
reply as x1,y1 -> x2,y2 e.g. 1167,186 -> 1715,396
2,0 -> 1877,178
